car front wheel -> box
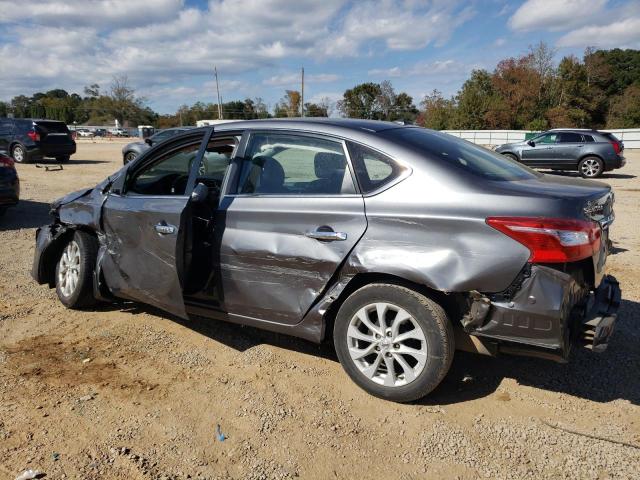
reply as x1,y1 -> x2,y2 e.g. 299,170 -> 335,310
124,151 -> 137,164
502,152 -> 518,162
55,231 -> 98,309
579,156 -> 604,178
334,283 -> 454,403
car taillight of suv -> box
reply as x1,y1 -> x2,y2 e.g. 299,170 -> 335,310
27,130 -> 40,142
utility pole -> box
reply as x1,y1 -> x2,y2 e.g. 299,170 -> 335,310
214,66 -> 223,120
301,66 -> 305,117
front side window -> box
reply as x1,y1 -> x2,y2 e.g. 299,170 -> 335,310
235,133 -> 354,195
128,140 -> 201,196
536,133 -> 558,144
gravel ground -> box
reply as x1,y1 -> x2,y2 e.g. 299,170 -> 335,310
1,142 -> 639,479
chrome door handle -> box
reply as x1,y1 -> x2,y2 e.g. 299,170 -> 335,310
155,223 -> 177,235
306,229 -> 347,241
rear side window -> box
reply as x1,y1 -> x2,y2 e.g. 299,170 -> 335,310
347,142 -> 405,194
558,132 -> 583,143
35,121 -> 69,134
602,132 -> 620,142
235,132 -> 354,195
582,135 -> 594,142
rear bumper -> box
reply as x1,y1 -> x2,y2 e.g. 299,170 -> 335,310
467,265 -> 621,361
28,143 -> 76,160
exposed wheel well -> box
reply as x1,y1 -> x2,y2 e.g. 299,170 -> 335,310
577,153 -> 603,166
41,225 -> 98,287
322,272 -> 459,342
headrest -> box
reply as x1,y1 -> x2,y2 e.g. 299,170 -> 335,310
254,156 -> 285,192
314,152 -> 345,179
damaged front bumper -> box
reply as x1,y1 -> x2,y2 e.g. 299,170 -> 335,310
463,265 -> 621,362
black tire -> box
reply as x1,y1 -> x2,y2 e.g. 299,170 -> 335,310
0,207 -> 6,218
124,151 -> 137,164
11,144 -> 29,164
578,156 -> 604,178
502,152 -> 518,162
333,283 -> 454,403
55,230 -> 98,309
56,155 -> 70,163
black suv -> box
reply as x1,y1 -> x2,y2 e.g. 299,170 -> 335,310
496,129 -> 625,178
0,118 -> 77,163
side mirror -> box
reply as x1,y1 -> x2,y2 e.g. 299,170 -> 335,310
191,182 -> 209,203
144,138 -> 153,146
527,140 -> 535,147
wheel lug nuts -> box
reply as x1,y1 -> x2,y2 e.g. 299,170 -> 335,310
375,346 -> 380,352
386,331 -> 392,337
375,334 -> 381,339
393,343 -> 400,349
385,352 -> 392,358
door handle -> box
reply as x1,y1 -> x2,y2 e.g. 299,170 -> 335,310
155,223 -> 177,235
306,229 -> 347,242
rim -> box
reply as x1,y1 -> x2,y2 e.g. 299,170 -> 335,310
58,240 -> 81,298
347,302 -> 427,387
13,146 -> 24,162
581,158 -> 601,177
125,152 -> 136,162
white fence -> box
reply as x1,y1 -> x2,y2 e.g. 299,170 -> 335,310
442,128 -> 640,149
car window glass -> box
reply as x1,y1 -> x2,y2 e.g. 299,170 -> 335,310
558,132 -> 582,143
152,130 -> 174,142
235,133 -> 354,195
583,135 -> 594,142
35,121 -> 69,134
196,137 -> 238,191
385,128 -> 539,181
128,141 -> 201,196
537,133 -> 558,144
347,142 -> 404,194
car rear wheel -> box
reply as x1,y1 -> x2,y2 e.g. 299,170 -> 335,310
56,155 -> 70,163
333,283 -> 454,403
502,152 -> 518,162
55,231 -> 98,309
579,156 -> 603,178
11,144 -> 28,164
124,151 -> 137,164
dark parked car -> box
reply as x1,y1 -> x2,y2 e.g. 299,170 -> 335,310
122,127 -> 193,163
0,118 -> 76,163
495,129 -> 625,178
32,119 -> 620,402
0,150 -> 19,216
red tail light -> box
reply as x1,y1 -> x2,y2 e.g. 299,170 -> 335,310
486,217 -> 601,263
610,141 -> 621,155
27,130 -> 40,142
0,154 -> 15,168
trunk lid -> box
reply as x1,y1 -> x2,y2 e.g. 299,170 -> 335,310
35,121 -> 74,145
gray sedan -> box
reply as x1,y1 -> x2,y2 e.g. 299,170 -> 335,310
33,119 -> 621,402
122,127 -> 194,164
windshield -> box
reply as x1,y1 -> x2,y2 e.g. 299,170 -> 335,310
386,128 -> 540,181
35,121 -> 69,134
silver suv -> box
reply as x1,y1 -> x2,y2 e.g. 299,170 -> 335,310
496,129 -> 625,178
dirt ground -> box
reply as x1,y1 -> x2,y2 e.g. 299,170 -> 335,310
1,139 -> 639,480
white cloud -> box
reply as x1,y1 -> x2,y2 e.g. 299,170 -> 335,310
557,17 -> 640,48
508,0 -> 607,32
493,37 -> 507,47
368,60 -> 470,78
0,0 -> 183,28
264,73 -> 340,87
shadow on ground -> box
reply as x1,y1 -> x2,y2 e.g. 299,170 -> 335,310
0,199 -> 50,231
96,295 -> 640,407
543,170 -> 636,180
32,158 -> 110,165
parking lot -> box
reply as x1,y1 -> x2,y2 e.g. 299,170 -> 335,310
1,141 -> 639,479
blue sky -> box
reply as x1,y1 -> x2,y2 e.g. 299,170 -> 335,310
1,0 -> 639,114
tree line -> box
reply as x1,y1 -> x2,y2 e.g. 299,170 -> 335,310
1,45 -> 638,130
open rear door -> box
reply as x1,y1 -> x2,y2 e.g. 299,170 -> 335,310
100,130 -> 211,318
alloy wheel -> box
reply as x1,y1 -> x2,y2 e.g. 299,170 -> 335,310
346,302 -> 427,387
581,158 -> 601,177
12,146 -> 24,162
58,241 -> 81,298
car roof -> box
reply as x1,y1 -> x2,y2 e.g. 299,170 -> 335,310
546,128 -> 599,133
212,118 -> 405,134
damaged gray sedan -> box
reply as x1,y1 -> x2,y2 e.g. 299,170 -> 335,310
32,119 -> 621,402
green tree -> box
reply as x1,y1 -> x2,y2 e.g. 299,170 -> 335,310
455,69 -> 495,129
418,90 -> 455,130
607,84 -> 640,128
337,82 -> 382,119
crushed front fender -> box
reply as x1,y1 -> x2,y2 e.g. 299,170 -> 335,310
32,223 -> 71,286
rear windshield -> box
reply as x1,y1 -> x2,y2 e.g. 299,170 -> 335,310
35,121 -> 69,134
386,128 -> 540,181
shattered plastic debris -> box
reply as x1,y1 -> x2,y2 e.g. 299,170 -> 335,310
216,424 -> 226,442
15,470 -> 43,480
52,452 -> 60,461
